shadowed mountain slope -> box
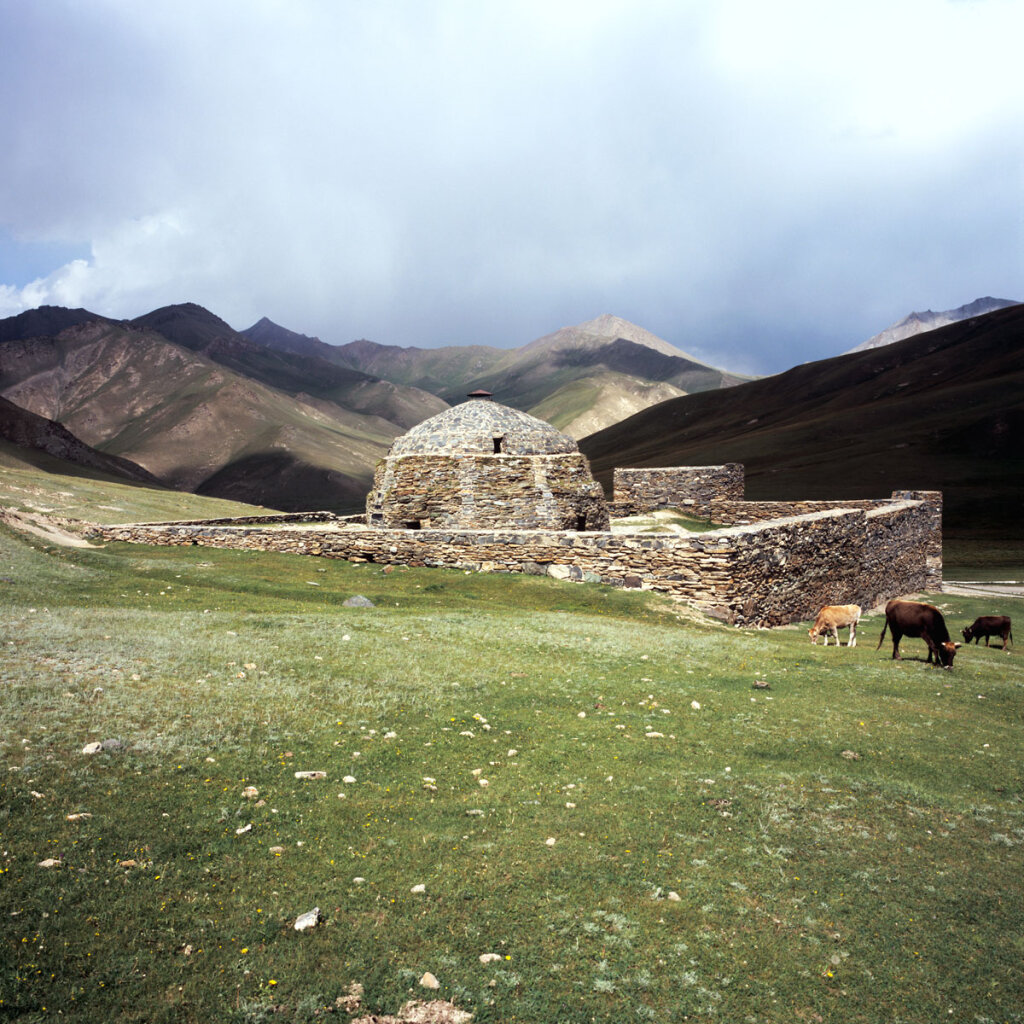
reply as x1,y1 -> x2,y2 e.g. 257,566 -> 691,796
137,305 -> 447,430
0,394 -> 161,485
0,304 -> 109,343
0,315 -> 399,511
329,338 -> 508,397
581,303 -> 1024,555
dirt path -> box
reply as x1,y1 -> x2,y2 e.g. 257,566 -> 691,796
943,580 -> 1024,599
0,506 -> 98,548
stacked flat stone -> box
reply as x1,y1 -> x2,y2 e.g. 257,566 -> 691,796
388,401 -> 579,456
366,398 -> 610,531
92,489 -> 943,626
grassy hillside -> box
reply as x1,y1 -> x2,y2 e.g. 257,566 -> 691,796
582,304 -> 1024,573
1,475 -> 1022,1022
0,441 -> 276,523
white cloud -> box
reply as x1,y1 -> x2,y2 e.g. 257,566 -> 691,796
1,0 -> 1021,368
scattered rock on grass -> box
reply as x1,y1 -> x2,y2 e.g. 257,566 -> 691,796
294,907 -> 322,931
343,595 -> 375,608
352,1000 -> 472,1024
336,982 -> 363,1013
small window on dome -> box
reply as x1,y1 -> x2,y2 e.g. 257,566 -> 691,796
493,436 -> 505,453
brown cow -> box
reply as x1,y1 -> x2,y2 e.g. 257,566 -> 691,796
962,615 -> 1013,650
809,604 -> 862,646
876,599 -> 960,668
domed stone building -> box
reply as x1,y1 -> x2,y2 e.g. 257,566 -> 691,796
366,394 -> 610,530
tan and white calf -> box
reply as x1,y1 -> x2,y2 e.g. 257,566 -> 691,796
809,604 -> 862,647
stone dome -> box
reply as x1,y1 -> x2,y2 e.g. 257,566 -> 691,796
366,396 -> 609,531
388,399 -> 579,457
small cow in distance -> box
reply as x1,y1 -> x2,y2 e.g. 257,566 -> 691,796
877,599 -> 960,668
809,604 -> 862,646
962,615 -> 1013,650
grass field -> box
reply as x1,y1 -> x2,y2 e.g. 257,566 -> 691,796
1,466 -> 1023,1023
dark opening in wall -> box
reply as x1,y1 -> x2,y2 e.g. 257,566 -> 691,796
576,514 -> 587,530
493,436 -> 504,453
404,520 -> 422,530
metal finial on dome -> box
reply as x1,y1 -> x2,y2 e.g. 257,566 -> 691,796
466,389 -> 493,399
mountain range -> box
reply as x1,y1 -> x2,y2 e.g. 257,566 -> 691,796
242,311 -> 746,436
581,302 -> 1024,560
1,298 -> 1020,555
0,304 -> 737,510
0,306 -> 416,509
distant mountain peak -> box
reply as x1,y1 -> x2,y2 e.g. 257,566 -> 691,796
529,314 -> 709,365
849,297 -> 1020,353
241,316 -> 327,352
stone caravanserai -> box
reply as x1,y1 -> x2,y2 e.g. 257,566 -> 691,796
93,393 -> 942,627
366,393 -> 610,532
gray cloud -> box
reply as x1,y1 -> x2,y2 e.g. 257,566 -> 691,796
1,0 -> 1021,373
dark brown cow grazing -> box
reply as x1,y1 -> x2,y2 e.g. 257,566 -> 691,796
962,615 -> 1013,650
876,599 -> 960,668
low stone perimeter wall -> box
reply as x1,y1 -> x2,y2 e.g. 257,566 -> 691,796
139,511 -> 352,527
91,495 -> 939,627
613,464 -> 744,517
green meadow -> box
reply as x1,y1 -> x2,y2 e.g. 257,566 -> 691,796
1,461 -> 1023,1023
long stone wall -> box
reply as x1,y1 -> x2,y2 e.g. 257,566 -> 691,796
707,491 -> 943,591
708,498 -> 884,526
90,494 -> 939,627
612,464 -> 744,517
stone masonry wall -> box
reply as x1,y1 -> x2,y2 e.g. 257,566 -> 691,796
612,464 -> 744,517
92,496 -> 938,627
708,498 -> 884,526
707,491 -> 943,592
366,453 -> 610,531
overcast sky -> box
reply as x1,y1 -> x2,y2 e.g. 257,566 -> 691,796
1,0 -> 1021,374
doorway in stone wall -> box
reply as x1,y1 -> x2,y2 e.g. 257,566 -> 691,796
493,436 -> 505,453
